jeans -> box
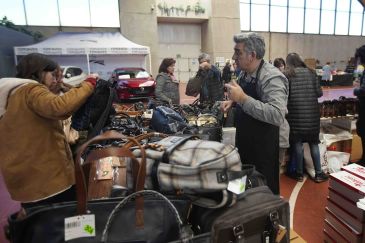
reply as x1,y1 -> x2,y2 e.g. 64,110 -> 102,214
291,142 -> 322,175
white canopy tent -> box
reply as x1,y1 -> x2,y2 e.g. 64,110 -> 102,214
14,32 -> 151,79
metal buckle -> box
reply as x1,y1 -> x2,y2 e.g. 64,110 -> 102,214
270,211 -> 279,222
216,171 -> 227,183
233,224 -> 244,239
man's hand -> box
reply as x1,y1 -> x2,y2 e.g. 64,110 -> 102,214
199,61 -> 211,70
221,100 -> 233,112
225,80 -> 248,103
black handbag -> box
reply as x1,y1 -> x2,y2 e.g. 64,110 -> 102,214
7,131 -> 192,243
185,73 -> 204,97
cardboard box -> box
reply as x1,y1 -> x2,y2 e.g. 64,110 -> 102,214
351,134 -> 363,162
332,117 -> 357,132
290,229 -> 306,243
304,58 -> 316,70
327,139 -> 352,153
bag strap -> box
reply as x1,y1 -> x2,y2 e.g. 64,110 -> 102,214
123,132 -> 168,149
100,190 -> 185,243
162,136 -> 199,163
75,130 -> 146,219
216,165 -> 255,183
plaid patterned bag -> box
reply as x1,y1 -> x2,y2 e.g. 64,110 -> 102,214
128,135 -> 254,208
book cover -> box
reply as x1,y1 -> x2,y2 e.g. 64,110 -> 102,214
325,207 -> 362,243
328,187 -> 365,221
323,220 -> 351,243
329,170 -> 365,203
342,163 -> 365,180
327,197 -> 364,233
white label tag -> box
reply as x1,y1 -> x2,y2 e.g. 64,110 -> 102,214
359,197 -> 365,204
227,175 -> 247,194
357,201 -> 365,211
64,214 -> 95,241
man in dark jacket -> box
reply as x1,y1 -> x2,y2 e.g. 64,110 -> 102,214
195,53 -> 224,103
354,45 -> 365,166
222,59 -> 232,83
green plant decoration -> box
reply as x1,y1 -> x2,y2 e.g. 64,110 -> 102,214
157,2 -> 206,17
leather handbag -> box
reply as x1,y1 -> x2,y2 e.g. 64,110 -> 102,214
185,75 -> 204,97
6,131 -> 192,243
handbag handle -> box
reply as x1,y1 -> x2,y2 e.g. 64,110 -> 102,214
162,136 -> 199,163
123,132 -> 168,149
100,190 -> 184,243
75,130 -> 146,217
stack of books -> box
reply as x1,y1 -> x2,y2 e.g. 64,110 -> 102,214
324,163 -> 365,243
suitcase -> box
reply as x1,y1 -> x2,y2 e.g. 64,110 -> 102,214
189,186 -> 290,243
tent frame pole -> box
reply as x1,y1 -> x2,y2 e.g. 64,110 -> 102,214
148,51 -> 152,76
86,53 -> 91,74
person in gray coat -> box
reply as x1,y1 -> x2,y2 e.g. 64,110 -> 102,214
155,58 -> 180,105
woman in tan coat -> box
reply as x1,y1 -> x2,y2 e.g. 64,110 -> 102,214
0,53 -> 97,209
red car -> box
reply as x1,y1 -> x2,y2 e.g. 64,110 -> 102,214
109,67 -> 156,100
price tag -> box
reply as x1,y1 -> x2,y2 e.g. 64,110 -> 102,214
64,214 -> 95,241
96,157 -> 113,180
227,175 -> 247,194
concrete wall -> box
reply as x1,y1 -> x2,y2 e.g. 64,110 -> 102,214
201,0 -> 241,64
254,32 -> 365,70
119,0 -> 159,76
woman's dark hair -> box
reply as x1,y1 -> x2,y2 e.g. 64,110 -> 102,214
158,58 -> 176,73
284,52 -> 312,78
273,58 -> 285,69
16,53 -> 58,83
355,45 -> 365,65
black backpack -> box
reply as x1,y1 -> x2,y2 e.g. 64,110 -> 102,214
71,79 -> 116,139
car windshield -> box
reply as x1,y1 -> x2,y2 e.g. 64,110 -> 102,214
116,70 -> 150,79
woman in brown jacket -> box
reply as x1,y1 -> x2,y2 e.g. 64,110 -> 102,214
0,53 -> 97,209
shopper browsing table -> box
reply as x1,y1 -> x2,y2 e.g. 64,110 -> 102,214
0,53 -> 97,209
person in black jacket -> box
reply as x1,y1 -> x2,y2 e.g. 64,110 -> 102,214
354,45 -> 365,166
221,59 -> 232,83
197,53 -> 224,103
285,53 -> 328,183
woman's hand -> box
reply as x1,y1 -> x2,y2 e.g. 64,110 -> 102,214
84,73 -> 99,88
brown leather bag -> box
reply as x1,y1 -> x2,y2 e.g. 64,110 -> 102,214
86,132 -> 167,200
